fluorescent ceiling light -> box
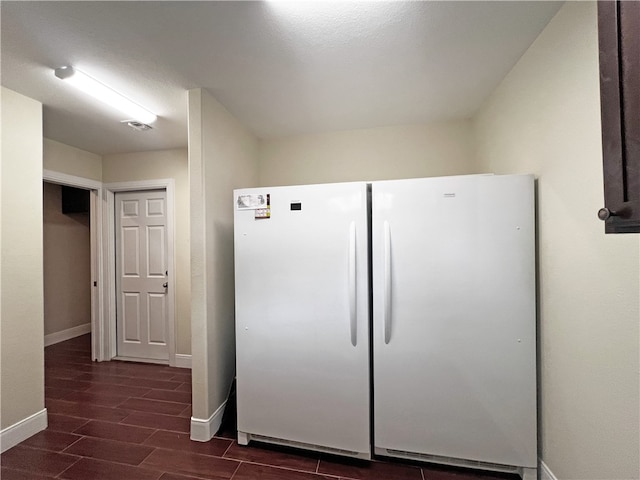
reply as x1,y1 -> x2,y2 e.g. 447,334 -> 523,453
54,66 -> 157,124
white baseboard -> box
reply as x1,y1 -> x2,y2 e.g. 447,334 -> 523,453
190,400 -> 226,442
44,323 -> 91,347
540,459 -> 558,480
174,354 -> 192,369
0,408 -> 48,453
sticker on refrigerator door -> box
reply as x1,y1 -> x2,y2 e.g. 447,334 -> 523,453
255,208 -> 270,219
237,194 -> 267,210
255,194 -> 271,219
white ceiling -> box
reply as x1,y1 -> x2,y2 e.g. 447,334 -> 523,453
1,1 -> 563,156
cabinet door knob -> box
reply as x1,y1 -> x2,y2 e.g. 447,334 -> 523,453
598,207 -> 617,220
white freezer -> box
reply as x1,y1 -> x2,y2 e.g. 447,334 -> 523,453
371,175 -> 537,478
234,182 -> 371,458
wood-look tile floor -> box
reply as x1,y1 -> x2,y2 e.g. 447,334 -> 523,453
1,335 -> 519,480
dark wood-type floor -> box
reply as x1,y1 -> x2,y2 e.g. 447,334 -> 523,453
1,334 -> 519,480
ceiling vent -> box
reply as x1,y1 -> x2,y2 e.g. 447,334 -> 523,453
122,120 -> 153,131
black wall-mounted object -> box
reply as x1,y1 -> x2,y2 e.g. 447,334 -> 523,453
61,185 -> 90,214
597,1 -> 640,233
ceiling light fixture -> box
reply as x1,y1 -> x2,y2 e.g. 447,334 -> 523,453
122,120 -> 153,132
54,66 -> 157,124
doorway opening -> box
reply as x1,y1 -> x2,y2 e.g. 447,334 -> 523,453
42,170 -> 102,361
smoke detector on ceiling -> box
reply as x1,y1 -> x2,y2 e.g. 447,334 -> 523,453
122,120 -> 153,131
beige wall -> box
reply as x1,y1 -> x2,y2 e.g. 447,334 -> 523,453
0,87 -> 45,430
188,88 -> 258,433
44,138 -> 102,181
43,183 -> 91,335
102,148 -> 191,355
258,121 -> 476,186
473,3 -> 639,478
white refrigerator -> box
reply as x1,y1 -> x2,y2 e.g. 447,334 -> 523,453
234,182 -> 371,458
371,175 -> 536,479
234,174 -> 537,478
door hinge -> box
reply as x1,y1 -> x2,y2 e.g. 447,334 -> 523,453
93,281 -> 97,287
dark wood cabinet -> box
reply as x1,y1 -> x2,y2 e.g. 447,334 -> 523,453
597,1 -> 640,233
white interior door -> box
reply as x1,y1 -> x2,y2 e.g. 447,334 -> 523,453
115,189 -> 169,361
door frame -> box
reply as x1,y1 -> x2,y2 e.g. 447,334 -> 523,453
103,179 -> 177,366
43,170 -> 103,362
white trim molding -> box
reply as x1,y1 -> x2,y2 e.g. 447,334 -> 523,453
43,169 -> 101,190
44,323 -> 91,347
540,459 -> 558,480
190,401 -> 227,442
174,354 -> 192,369
103,179 -> 177,366
0,409 -> 48,453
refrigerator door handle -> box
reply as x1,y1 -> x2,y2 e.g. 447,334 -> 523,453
383,220 -> 392,344
348,221 -> 357,346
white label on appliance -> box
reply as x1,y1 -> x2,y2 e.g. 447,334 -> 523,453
237,194 -> 267,210
255,208 -> 270,219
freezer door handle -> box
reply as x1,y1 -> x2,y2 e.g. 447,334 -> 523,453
348,221 -> 357,346
383,220 -> 392,344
